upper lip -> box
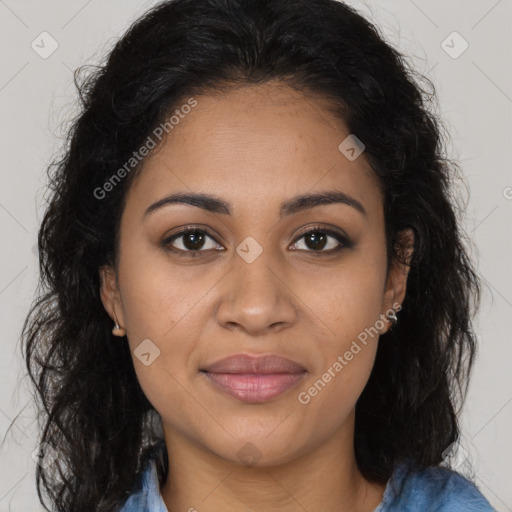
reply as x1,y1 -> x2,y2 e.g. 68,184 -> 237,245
201,354 -> 306,374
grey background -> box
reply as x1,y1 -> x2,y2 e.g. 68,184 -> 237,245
0,0 -> 510,510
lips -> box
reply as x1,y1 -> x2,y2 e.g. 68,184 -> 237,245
201,354 -> 306,374
200,354 -> 307,403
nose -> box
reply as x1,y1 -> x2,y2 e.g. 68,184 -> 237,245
215,248 -> 297,336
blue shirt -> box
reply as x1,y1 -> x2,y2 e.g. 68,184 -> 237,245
119,456 -> 496,511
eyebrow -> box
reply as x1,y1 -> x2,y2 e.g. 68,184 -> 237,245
143,190 -> 367,219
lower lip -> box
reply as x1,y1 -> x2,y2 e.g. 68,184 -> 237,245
202,372 -> 307,403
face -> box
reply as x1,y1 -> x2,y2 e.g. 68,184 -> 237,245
100,81 -> 411,467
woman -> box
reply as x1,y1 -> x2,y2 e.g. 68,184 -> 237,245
23,0 -> 495,510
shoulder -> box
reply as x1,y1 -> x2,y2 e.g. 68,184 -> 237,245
376,458 -> 496,512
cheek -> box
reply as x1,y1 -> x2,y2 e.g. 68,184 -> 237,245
293,346 -> 377,452
117,241 -> 216,343
115,242 -> 221,415
298,248 -> 388,352
293,277 -> 383,442
118,267 -> 203,428
291,247 -> 386,418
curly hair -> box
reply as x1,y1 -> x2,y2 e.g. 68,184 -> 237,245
22,0 -> 481,510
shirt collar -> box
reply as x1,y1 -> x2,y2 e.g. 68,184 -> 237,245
121,455 -> 415,512
120,458 -> 169,512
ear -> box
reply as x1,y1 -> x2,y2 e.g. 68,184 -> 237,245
380,228 -> 414,333
99,264 -> 125,328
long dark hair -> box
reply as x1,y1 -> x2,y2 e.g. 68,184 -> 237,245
22,0 -> 481,510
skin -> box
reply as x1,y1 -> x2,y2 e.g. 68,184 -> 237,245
100,81 -> 413,512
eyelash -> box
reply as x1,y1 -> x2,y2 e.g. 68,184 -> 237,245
161,225 -> 353,257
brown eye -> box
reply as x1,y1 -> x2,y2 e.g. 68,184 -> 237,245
290,228 -> 352,254
162,228 -> 224,256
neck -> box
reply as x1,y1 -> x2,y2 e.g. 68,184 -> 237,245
160,410 -> 386,512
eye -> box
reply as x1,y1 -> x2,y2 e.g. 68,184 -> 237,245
162,225 -> 352,258
290,226 -> 352,254
162,227 -> 224,256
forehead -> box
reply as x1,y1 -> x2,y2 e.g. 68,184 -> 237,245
126,82 -> 381,217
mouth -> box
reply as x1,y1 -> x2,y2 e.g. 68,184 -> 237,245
200,371 -> 307,403
200,353 -> 307,403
